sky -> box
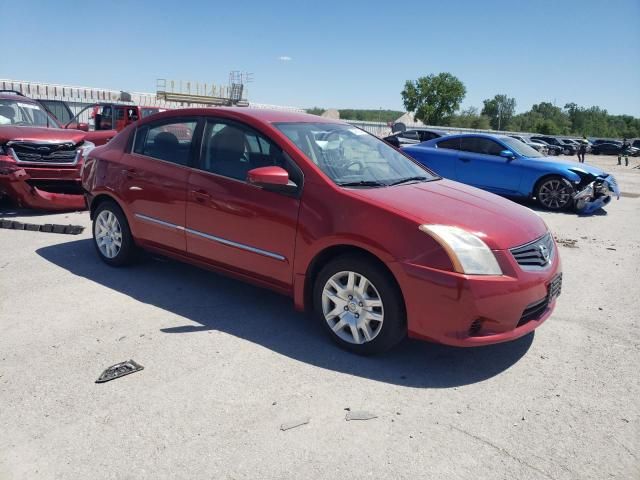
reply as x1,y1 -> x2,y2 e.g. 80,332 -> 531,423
2,0 -> 639,115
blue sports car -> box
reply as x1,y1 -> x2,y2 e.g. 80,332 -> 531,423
402,133 -> 619,213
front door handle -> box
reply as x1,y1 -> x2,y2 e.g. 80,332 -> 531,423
459,157 -> 471,163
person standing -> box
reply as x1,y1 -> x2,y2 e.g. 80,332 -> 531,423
577,136 -> 587,163
618,138 -> 630,166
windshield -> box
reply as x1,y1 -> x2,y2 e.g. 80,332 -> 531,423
0,99 -> 59,127
500,136 -> 543,158
275,122 -> 438,186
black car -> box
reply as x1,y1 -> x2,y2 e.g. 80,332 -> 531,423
529,138 -> 563,155
509,135 -> 547,153
591,141 -> 639,156
531,136 -> 576,155
383,128 -> 448,148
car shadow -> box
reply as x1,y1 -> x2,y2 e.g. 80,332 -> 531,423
36,239 -> 534,389
517,198 -> 608,216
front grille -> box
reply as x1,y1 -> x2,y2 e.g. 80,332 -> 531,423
510,233 -> 555,270
517,297 -> 549,327
9,142 -> 80,165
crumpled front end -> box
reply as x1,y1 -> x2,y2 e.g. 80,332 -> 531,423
0,166 -> 86,211
574,175 -> 620,215
0,139 -> 94,211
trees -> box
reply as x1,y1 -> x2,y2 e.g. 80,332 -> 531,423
481,94 -> 516,130
401,73 -> 466,125
448,107 -> 491,129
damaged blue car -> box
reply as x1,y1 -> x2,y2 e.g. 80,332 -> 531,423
403,134 -> 619,214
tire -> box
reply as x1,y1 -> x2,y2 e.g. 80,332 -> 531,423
92,199 -> 136,266
313,254 -> 406,355
535,176 -> 575,211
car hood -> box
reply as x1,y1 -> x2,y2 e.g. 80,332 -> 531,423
0,126 -> 86,144
350,179 -> 547,250
528,156 -> 608,176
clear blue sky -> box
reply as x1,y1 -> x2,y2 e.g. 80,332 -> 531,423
2,0 -> 639,115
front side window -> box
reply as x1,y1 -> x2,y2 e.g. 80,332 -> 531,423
460,137 -> 504,156
133,120 -> 197,166
200,120 -> 289,182
275,122 -> 437,186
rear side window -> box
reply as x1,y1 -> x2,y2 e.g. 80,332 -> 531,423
436,137 -> 460,150
401,130 -> 419,140
133,120 -> 197,166
418,131 -> 438,141
460,137 -> 504,156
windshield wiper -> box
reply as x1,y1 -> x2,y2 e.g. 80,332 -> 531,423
336,180 -> 388,187
388,176 -> 429,186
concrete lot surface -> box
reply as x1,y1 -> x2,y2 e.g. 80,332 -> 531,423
0,155 -> 638,479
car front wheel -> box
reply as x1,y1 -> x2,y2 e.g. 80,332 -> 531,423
313,255 -> 406,355
93,200 -> 136,266
536,176 -> 575,210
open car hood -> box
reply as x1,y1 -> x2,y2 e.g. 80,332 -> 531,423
350,179 -> 548,250
0,126 -> 87,144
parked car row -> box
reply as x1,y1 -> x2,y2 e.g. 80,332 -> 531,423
1,103 -> 624,355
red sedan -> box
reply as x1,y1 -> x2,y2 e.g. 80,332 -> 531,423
82,108 -> 562,354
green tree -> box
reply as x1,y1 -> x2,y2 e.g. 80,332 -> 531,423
401,73 -> 466,125
448,107 -> 491,129
481,94 -> 516,130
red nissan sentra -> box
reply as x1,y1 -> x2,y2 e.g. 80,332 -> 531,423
82,108 -> 562,354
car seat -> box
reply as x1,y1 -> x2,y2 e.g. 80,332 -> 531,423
207,126 -> 249,180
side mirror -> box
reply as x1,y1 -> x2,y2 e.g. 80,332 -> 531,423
247,166 -> 297,193
66,122 -> 89,132
499,149 -> 515,159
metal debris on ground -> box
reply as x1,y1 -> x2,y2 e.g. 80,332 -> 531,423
554,236 -> 578,248
96,360 -> 144,383
345,411 -> 378,421
0,219 -> 84,235
280,418 -> 310,431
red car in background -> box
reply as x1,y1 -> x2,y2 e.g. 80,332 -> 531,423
0,90 -> 114,210
82,108 -> 562,354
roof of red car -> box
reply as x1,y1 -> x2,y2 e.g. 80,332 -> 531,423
140,107 -> 341,125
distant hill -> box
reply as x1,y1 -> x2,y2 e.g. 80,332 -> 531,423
305,108 -> 403,123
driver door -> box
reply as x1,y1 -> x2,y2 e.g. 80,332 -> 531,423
185,118 -> 302,288
456,137 -> 522,194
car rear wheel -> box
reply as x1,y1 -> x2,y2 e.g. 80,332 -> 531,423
536,176 -> 575,210
93,200 -> 136,266
313,255 -> 406,355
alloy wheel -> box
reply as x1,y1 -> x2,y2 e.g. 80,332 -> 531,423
95,210 -> 123,258
538,179 -> 572,209
322,271 -> 384,345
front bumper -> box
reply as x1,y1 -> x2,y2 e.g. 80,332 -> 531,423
0,163 -> 86,211
574,175 -> 619,215
390,240 -> 562,347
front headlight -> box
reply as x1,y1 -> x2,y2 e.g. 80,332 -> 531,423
79,141 -> 95,160
419,224 -> 503,275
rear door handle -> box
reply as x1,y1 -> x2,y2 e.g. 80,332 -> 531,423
122,168 -> 139,178
459,157 -> 471,163
191,189 -> 211,202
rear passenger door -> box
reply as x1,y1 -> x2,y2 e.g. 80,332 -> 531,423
456,137 -> 521,193
120,117 -> 201,252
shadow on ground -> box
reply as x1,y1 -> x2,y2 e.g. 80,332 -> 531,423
37,239 -> 535,389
